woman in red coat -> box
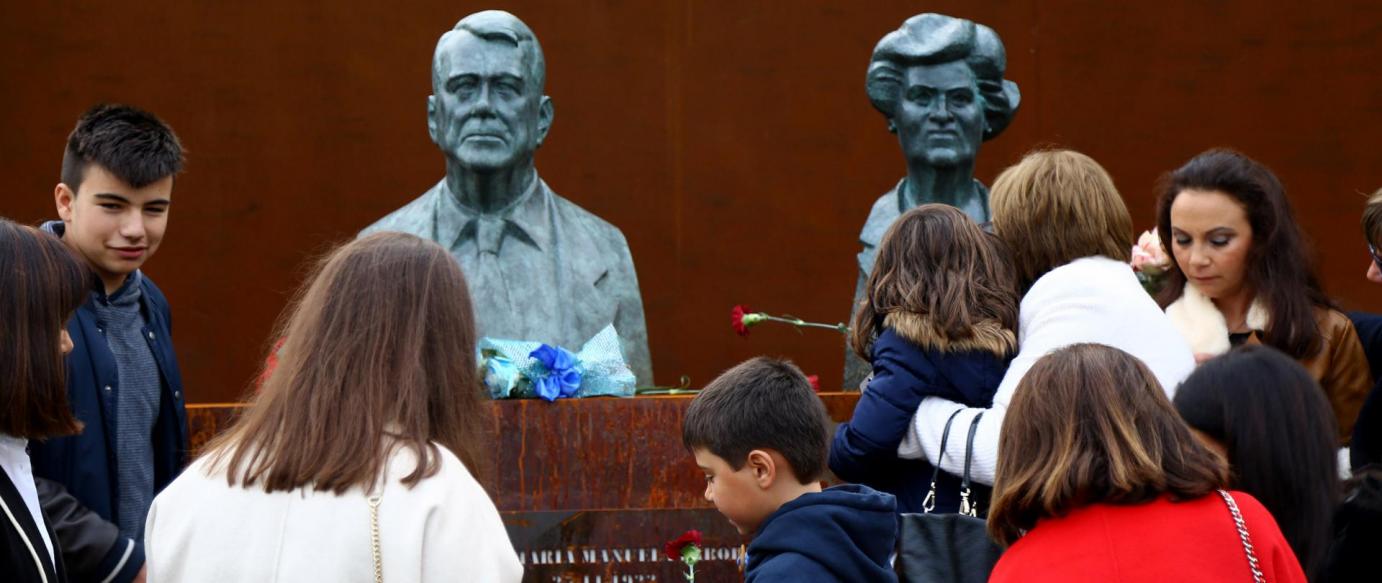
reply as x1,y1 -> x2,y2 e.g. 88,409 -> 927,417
986,343 -> 1306,583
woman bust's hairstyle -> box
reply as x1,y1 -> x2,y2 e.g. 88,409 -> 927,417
0,219 -> 87,438
988,343 -> 1228,546
1155,149 -> 1330,359
989,150 -> 1134,290
866,13 -> 1020,139
850,204 -> 1019,358
207,232 -> 487,493
1173,345 -> 1339,580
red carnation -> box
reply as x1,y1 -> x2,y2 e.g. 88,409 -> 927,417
807,375 -> 820,392
664,529 -> 703,561
731,305 -> 751,337
728,305 -> 843,338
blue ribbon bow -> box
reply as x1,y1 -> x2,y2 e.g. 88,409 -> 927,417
529,344 -> 582,402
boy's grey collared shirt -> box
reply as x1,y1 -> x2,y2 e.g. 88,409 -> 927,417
361,174 -> 653,386
89,272 -> 160,542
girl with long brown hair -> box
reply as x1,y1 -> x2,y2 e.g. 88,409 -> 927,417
144,233 -> 521,582
987,343 -> 1305,582
830,204 -> 1019,514
0,218 -> 89,583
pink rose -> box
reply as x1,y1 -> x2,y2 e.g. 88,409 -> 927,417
1130,228 -> 1169,274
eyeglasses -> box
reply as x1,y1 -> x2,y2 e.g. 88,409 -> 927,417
1370,244 -> 1382,270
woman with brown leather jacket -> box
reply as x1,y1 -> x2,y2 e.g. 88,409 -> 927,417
1155,149 -> 1371,442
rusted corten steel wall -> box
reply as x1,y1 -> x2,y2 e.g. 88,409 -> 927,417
187,393 -> 861,510
3,2 -> 1380,403
187,394 -> 861,581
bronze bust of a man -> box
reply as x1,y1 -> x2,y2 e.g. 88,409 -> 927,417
846,14 -> 1021,388
362,11 -> 653,385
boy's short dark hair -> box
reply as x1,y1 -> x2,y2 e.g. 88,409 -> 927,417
682,357 -> 829,484
60,103 -> 185,193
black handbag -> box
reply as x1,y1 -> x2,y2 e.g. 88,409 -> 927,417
896,411 -> 1004,583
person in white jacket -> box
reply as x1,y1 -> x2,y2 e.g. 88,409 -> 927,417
144,233 -> 522,582
899,150 -> 1196,485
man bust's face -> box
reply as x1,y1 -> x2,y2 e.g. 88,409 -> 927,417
429,33 -> 548,172
894,60 -> 985,169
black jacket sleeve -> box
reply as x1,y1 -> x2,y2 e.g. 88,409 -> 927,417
35,478 -> 144,583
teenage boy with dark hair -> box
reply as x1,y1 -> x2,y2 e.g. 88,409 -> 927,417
682,357 -> 898,582
31,103 -> 189,583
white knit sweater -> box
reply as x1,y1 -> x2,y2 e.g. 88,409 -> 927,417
145,443 -> 522,583
898,256 -> 1196,484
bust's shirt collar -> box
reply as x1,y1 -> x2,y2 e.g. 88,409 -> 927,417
436,173 -> 550,254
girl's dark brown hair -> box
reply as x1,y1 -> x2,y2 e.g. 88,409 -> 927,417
987,343 -> 1228,546
850,204 -> 1019,358
1174,346 -> 1338,580
0,219 -> 87,438
207,232 -> 487,493
1155,149 -> 1329,359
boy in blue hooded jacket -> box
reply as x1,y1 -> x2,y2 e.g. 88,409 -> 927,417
682,357 -> 898,582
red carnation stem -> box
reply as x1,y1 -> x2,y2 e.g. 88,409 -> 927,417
756,314 -> 848,333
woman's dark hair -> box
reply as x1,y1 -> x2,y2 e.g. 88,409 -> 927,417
1155,149 -> 1330,359
851,204 -> 1019,358
989,343 -> 1228,546
0,219 -> 88,438
207,233 -> 488,493
1174,345 -> 1339,580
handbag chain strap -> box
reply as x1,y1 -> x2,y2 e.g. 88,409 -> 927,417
369,494 -> 384,583
958,412 -> 985,517
1217,490 -> 1265,583
922,409 -> 966,513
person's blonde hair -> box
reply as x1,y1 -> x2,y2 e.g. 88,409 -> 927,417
990,150 -> 1134,289
206,233 -> 488,494
1362,188 -> 1382,248
987,344 -> 1228,546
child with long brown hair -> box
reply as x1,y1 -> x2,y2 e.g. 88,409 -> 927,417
0,218 -> 89,583
830,204 -> 1019,514
143,233 -> 521,582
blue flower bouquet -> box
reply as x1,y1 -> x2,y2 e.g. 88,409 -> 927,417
478,324 -> 636,401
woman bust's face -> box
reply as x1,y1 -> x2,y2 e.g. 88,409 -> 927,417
1170,189 -> 1254,302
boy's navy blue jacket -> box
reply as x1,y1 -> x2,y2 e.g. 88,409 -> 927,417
746,484 -> 898,582
830,313 -> 1012,514
29,221 -> 190,582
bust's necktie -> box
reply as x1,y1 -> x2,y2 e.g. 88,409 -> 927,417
474,217 -> 512,316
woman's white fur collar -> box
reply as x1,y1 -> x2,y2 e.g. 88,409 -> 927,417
1164,283 -> 1269,356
